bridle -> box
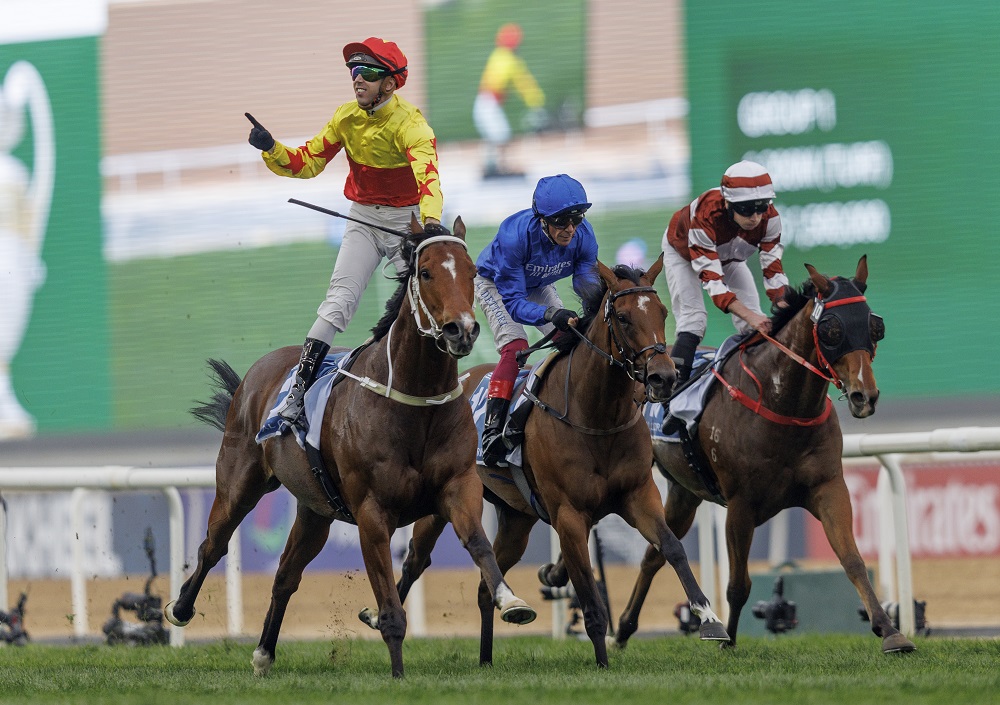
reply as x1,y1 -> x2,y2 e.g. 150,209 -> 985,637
405,234 -> 471,345
713,278 -> 882,426
569,285 -> 668,383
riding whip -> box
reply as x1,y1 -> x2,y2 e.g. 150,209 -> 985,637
288,198 -> 410,237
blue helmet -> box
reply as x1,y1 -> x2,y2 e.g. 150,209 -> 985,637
531,174 -> 592,219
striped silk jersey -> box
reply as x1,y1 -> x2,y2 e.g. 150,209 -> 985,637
262,94 -> 442,223
665,188 -> 788,312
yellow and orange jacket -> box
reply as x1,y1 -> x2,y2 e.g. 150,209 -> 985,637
478,47 -> 544,108
262,94 -> 442,223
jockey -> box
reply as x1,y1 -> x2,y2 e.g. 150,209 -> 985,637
662,160 -> 789,388
475,174 -> 599,467
244,37 -> 443,430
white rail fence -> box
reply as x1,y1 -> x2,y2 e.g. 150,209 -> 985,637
2,426 -> 999,645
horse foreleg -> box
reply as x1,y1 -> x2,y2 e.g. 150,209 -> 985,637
443,477 -> 536,627
478,504 -> 536,666
615,483 -> 701,647
810,479 -> 916,654
166,453 -> 273,627
356,504 -> 408,678
253,504 -> 331,676
552,508 -> 610,668
721,501 -> 756,649
626,481 -> 728,643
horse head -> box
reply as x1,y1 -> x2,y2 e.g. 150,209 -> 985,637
404,215 -> 480,358
595,253 -> 676,401
805,255 -> 884,418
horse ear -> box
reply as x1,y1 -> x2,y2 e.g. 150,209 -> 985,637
645,252 -> 664,283
452,216 -> 466,240
805,263 -> 832,297
410,213 -> 423,235
854,254 -> 869,290
596,259 -> 617,288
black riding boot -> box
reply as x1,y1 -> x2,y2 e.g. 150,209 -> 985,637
276,337 -> 330,427
481,396 -> 512,468
662,332 -> 701,435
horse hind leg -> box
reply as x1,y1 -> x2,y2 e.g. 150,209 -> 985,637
165,453 -> 276,627
253,505 -> 332,676
358,514 -> 448,631
615,483 -> 702,648
720,501 -> 756,649
811,479 -> 916,654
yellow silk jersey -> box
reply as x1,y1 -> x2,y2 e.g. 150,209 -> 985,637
262,95 -> 442,223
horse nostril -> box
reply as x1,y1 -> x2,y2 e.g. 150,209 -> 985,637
470,321 -> 481,341
442,322 -> 461,339
849,391 -> 867,407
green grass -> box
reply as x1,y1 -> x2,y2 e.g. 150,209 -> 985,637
0,635 -> 997,705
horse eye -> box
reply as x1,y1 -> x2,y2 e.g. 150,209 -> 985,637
616,313 -> 628,325
419,268 -> 431,280
817,317 -> 843,345
870,314 -> 885,342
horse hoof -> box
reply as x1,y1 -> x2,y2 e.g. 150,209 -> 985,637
358,607 -> 379,630
500,598 -> 537,625
882,633 -> 917,653
699,620 -> 730,642
163,600 -> 190,628
607,635 -> 626,651
537,563 -> 567,588
252,647 -> 273,677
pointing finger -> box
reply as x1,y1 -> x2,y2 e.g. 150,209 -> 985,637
245,112 -> 264,128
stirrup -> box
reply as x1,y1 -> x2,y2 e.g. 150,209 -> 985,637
276,386 -> 306,425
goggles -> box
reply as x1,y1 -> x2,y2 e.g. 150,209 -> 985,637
730,200 -> 771,216
546,213 -> 586,229
350,64 -> 388,82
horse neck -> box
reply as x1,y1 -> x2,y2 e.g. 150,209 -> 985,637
370,297 -> 458,395
747,307 -> 832,416
561,317 -> 636,422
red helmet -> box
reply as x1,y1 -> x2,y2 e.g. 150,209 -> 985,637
495,23 -> 523,50
343,37 -> 408,88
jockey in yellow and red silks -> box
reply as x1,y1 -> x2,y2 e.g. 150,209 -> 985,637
245,37 -> 443,431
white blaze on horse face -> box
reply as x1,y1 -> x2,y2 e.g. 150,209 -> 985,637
441,253 -> 458,280
459,310 -> 477,331
636,295 -> 651,313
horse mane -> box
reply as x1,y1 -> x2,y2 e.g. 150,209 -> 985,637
556,263 -> 644,353
769,279 -> 815,335
371,223 -> 454,341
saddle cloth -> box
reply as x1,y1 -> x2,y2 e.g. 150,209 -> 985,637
255,351 -> 353,449
644,333 -> 743,441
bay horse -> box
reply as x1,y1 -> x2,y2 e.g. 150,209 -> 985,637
373,255 -> 730,668
164,218 -> 536,678
611,256 -> 916,654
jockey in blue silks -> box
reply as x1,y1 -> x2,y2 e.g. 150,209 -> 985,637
474,174 -> 600,467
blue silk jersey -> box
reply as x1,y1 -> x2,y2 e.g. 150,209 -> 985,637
476,209 -> 599,326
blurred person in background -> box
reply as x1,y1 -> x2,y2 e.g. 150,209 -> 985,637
475,174 -> 599,467
473,23 -> 547,179
0,62 -> 53,440
245,37 -> 442,430
661,160 -> 788,425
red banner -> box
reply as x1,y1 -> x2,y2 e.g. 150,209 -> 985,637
805,460 -> 1000,559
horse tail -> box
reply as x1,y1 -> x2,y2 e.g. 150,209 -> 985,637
190,358 -> 242,432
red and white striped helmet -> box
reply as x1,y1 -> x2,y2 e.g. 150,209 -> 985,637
720,161 -> 775,203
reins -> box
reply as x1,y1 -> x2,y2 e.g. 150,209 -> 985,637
524,283 -> 664,435
346,232 -> 471,407
713,288 -> 875,426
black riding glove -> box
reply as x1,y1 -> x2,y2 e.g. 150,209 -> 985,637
245,112 -> 275,152
544,307 -> 579,332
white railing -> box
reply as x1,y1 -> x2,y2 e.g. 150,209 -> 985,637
0,466 -> 239,647
3,426 -> 999,645
691,426 -> 1000,639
